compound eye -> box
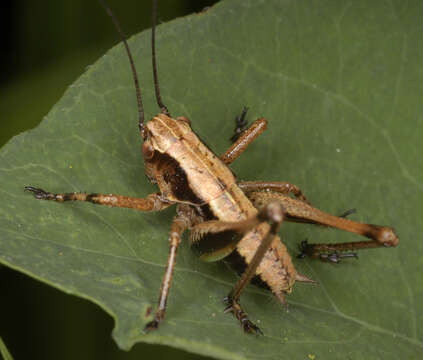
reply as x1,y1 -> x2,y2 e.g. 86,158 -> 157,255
142,140 -> 155,159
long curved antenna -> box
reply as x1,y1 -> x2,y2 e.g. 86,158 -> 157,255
99,0 -> 146,138
152,0 -> 170,115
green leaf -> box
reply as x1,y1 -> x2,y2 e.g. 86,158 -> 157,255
1,0 -> 422,359
0,336 -> 14,360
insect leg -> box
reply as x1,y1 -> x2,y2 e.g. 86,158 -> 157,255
225,202 -> 285,334
297,239 -> 361,263
247,190 -> 399,262
24,186 -> 171,211
230,106 -> 249,142
145,210 -> 191,332
190,203 -> 285,334
238,180 -> 309,203
220,117 -> 267,165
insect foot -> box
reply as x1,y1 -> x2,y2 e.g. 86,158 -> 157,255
144,319 -> 160,332
297,239 -> 358,263
230,106 -> 249,143
223,296 -> 263,335
24,186 -> 56,200
318,252 -> 358,264
144,310 -> 165,333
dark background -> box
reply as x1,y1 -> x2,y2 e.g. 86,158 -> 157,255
0,1 -> 218,359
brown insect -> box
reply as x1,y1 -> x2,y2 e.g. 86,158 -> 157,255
25,0 -> 399,334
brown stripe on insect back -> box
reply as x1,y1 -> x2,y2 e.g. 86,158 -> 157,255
208,183 -> 258,223
148,113 -> 258,222
155,153 -> 204,205
151,114 -> 238,202
196,203 -> 217,221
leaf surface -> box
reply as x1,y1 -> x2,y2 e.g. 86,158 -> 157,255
1,0 -> 422,359
0,336 -> 14,360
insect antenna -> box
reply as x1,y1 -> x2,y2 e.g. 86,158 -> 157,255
99,0 -> 146,138
152,0 -> 170,116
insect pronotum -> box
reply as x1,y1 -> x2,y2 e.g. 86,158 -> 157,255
25,0 -> 399,334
